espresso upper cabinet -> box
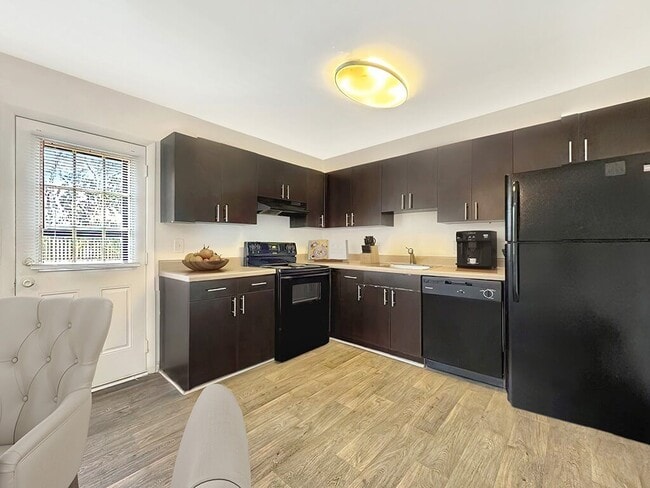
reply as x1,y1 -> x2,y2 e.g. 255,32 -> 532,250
438,135 -> 512,222
327,163 -> 393,227
161,133 -> 257,224
326,169 -> 352,228
513,116 -> 580,173
257,156 -> 308,202
290,168 -> 325,228
437,141 -> 472,223
381,149 -> 437,213
579,98 -> 650,161
470,132 -> 513,222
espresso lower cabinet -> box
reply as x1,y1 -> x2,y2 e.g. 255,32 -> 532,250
332,271 -> 363,341
331,270 -> 422,361
160,276 -> 275,391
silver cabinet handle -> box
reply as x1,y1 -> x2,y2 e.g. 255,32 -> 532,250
287,185 -> 290,200
320,214 -> 324,228
343,275 -> 357,280
216,204 -> 220,222
206,287 -> 227,292
281,184 -> 285,199
464,202 -> 469,221
231,296 -> 237,317
251,282 -> 267,287
351,212 -> 355,226
391,289 -> 396,307
401,193 -> 405,210
224,204 -> 229,222
345,213 -> 349,227
383,288 -> 388,306
408,193 -> 413,209
240,294 -> 245,315
22,278 -> 35,288
474,201 -> 479,220
568,140 -> 573,163
584,138 -> 588,161
357,284 -> 362,301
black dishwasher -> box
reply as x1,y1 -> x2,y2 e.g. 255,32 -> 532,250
422,277 -> 504,387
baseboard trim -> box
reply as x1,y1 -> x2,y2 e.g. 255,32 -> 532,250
159,359 -> 275,395
91,371 -> 149,393
331,338 -> 424,368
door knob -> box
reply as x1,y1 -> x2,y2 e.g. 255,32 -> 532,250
22,278 -> 35,288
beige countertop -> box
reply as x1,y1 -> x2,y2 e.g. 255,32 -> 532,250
159,260 -> 275,282
312,261 -> 505,281
159,257 -> 505,283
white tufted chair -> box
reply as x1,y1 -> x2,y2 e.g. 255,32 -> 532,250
0,297 -> 112,488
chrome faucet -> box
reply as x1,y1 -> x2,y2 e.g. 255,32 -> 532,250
406,247 -> 416,265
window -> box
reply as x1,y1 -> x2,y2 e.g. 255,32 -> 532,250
38,141 -> 138,265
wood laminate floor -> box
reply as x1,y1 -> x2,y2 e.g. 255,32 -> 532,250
79,341 -> 650,488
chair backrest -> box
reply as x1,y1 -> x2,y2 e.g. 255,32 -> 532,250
0,297 -> 112,445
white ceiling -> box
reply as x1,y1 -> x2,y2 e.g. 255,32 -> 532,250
1,1 -> 650,161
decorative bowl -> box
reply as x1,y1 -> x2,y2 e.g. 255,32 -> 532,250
182,258 -> 229,272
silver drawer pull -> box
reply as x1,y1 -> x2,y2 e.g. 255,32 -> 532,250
251,282 -> 267,286
424,286 -> 434,290
343,275 -> 358,280
206,287 -> 227,292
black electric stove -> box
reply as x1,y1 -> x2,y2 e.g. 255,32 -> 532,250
244,242 -> 330,361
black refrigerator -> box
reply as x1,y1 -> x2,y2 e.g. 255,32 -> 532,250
505,152 -> 650,444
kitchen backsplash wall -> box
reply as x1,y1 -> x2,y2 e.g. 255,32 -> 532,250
156,210 -> 505,262
322,211 -> 505,257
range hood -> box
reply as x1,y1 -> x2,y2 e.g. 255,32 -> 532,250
257,196 -> 309,216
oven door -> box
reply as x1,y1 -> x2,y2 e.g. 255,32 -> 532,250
276,271 -> 331,362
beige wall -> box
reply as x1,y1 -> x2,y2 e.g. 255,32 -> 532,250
2,51 -> 650,298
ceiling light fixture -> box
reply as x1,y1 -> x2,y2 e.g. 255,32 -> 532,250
334,60 -> 408,108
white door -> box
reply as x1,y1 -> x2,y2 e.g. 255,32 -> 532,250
14,117 -> 148,387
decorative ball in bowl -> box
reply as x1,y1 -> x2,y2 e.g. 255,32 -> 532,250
182,246 -> 229,272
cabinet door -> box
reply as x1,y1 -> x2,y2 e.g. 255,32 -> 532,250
257,156 -> 285,199
580,98 -> 650,161
220,144 -> 258,224
407,148 -> 438,211
389,289 -> 421,358
305,169 -> 325,227
513,116 -> 579,172
471,132 -> 513,221
351,162 -> 383,226
334,272 -> 362,340
237,290 -> 275,369
326,169 -> 352,227
189,296 -> 237,388
192,138 -> 222,222
381,156 -> 408,213
283,163 -> 308,203
359,285 -> 391,349
437,141 -> 472,222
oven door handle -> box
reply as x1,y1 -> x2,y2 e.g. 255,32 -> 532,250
280,272 -> 331,281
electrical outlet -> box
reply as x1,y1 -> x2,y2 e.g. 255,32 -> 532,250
173,238 -> 185,253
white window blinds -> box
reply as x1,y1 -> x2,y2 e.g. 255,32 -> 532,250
37,140 -> 138,265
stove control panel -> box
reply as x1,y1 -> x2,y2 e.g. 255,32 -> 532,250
244,242 -> 297,256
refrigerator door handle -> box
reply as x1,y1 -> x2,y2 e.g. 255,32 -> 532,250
512,181 -> 520,242
512,243 -> 520,303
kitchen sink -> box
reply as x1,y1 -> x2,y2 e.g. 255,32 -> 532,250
388,264 -> 432,270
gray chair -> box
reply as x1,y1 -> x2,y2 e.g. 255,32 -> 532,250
0,297 -> 112,488
171,384 -> 251,488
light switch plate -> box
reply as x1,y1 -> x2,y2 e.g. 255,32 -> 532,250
173,238 -> 185,253
644,164 -> 650,173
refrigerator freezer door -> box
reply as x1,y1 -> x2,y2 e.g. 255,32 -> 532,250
507,241 -> 650,443
508,153 -> 650,242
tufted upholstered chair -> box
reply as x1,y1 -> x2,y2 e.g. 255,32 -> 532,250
0,297 -> 112,488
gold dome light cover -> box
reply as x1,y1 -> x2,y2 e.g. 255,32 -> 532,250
334,60 -> 408,108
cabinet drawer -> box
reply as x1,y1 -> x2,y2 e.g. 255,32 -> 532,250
337,270 -> 364,282
189,279 -> 237,301
237,275 -> 275,294
363,271 -> 420,291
